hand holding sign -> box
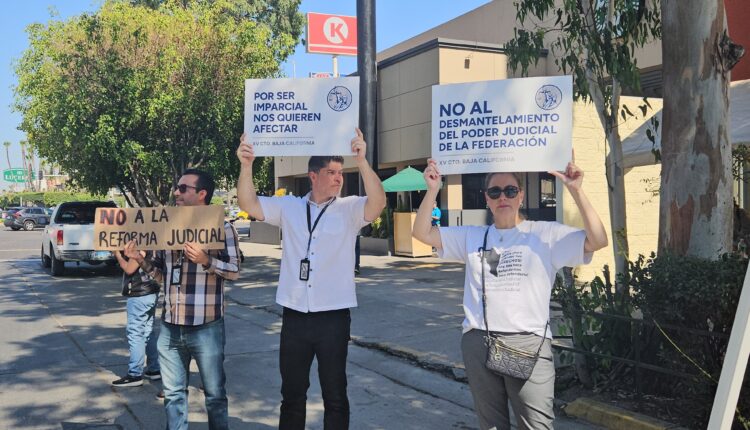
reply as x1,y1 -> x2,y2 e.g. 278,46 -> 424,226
184,242 -> 210,266
424,158 -> 442,192
123,240 -> 145,263
351,127 -> 366,162
548,149 -> 583,192
237,133 -> 255,167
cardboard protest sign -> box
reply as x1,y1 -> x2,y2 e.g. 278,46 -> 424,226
93,206 -> 226,251
244,77 -> 360,156
431,76 -> 573,175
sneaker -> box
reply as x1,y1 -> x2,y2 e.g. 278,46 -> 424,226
156,390 -> 165,399
144,370 -> 161,381
112,375 -> 143,387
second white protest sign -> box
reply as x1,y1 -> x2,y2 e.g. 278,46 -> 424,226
431,76 -> 572,175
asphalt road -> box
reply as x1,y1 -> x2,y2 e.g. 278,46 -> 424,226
0,227 -> 44,262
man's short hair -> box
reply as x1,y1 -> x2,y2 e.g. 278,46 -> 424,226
308,156 -> 345,173
182,168 -> 215,205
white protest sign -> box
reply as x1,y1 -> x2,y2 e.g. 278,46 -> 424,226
244,77 -> 360,156
431,76 -> 572,175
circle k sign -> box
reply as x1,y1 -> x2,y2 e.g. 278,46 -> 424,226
306,12 -> 358,56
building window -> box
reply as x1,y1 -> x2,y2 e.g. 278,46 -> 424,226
524,172 -> 557,222
294,177 -> 310,196
343,172 -> 359,197
539,173 -> 556,208
462,173 -> 486,210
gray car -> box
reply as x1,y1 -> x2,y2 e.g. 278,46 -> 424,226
7,207 -> 50,231
2,207 -> 23,229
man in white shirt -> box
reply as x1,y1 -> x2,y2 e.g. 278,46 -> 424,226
236,128 -> 385,430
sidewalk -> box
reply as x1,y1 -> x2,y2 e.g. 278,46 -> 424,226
230,241 -> 468,378
231,239 -> 682,430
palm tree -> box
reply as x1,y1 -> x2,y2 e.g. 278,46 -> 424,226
3,141 -> 10,171
19,140 -> 35,192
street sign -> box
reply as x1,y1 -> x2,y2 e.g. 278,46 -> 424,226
3,168 -> 30,183
309,72 -> 333,78
306,12 -> 357,56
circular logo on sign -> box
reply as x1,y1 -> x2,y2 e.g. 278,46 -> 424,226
327,86 -> 352,112
535,85 -> 562,110
323,17 -> 348,44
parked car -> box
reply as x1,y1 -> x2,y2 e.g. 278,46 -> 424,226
6,207 -> 50,231
2,207 -> 23,229
41,201 -> 118,276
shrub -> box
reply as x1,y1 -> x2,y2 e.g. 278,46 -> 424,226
555,253 -> 750,427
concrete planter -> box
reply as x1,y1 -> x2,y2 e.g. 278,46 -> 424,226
247,221 -> 281,245
393,212 -> 432,257
360,236 -> 391,256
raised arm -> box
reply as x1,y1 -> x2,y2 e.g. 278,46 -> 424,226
236,133 -> 266,221
412,159 -> 443,249
548,151 -> 608,252
352,127 -> 386,222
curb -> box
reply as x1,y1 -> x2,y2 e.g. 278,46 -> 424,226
563,398 -> 687,430
350,337 -> 468,382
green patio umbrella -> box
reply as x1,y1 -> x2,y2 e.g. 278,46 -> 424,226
382,167 -> 430,192
382,166 -> 441,211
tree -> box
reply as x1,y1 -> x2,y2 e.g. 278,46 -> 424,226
3,141 -> 10,170
130,0 -> 304,58
505,0 -> 661,281
659,1 -> 744,257
14,0 -> 301,206
19,140 -> 36,192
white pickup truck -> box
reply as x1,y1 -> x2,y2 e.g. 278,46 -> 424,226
41,201 -> 119,276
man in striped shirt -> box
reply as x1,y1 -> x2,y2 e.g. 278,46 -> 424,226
125,168 -> 240,430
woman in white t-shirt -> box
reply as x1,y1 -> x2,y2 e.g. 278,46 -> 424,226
413,157 -> 607,430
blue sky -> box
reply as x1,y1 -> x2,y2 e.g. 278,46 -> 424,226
0,0 -> 490,191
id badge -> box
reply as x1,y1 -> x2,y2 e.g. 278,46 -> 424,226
299,258 -> 310,281
171,265 -> 182,286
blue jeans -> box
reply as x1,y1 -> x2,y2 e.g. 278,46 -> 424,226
158,318 -> 228,430
126,293 -> 160,376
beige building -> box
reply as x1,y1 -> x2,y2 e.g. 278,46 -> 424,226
274,1 -> 671,281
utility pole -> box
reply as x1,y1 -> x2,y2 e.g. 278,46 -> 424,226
356,0 -> 377,269
357,0 -> 377,172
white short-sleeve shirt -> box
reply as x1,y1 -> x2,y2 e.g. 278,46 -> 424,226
259,193 -> 369,312
438,220 -> 593,337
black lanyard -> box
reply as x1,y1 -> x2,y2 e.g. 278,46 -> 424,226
305,197 -> 336,257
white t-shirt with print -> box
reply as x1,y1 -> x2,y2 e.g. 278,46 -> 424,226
438,221 -> 592,338
259,194 -> 369,313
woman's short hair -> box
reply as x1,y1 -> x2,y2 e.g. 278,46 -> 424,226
483,172 -> 525,191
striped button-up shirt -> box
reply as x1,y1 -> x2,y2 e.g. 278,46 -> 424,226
140,221 -> 240,325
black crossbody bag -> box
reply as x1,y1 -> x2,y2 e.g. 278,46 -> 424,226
479,227 -> 548,380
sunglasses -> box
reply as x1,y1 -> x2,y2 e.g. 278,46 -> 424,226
486,185 -> 520,199
174,184 -> 200,193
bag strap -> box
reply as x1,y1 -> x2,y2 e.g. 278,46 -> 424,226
480,226 -> 548,357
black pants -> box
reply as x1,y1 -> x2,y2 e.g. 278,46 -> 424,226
279,307 -> 351,430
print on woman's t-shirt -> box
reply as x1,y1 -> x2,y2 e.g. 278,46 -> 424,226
484,247 -> 528,292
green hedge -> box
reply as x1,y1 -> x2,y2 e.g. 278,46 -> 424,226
0,191 -> 114,208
